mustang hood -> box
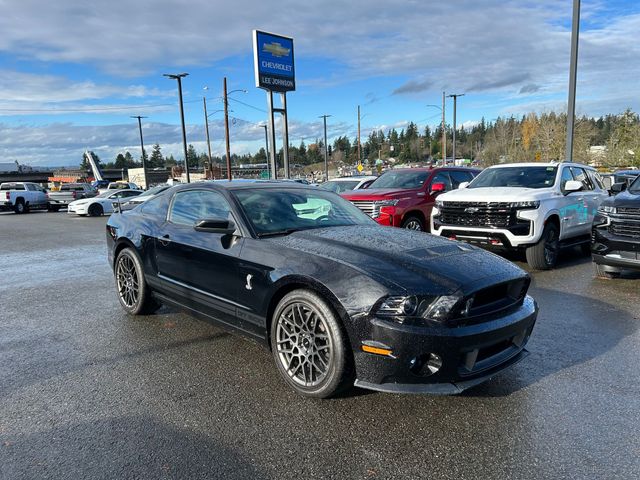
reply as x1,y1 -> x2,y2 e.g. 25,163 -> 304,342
267,225 -> 527,296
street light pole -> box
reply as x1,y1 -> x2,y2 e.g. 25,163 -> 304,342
357,105 -> 362,164
163,73 -> 190,183
447,93 -> 465,164
319,114 -> 332,181
565,0 -> 581,163
131,115 -> 149,189
223,77 -> 232,180
441,92 -> 446,164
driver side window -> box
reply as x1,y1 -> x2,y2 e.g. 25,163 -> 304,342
169,190 -> 232,226
430,172 -> 452,191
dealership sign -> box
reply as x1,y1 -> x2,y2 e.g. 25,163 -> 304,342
253,30 -> 295,92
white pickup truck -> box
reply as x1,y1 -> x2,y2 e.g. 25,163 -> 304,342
431,162 -> 609,269
0,182 -> 49,214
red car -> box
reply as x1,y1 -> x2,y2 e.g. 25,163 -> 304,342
341,167 -> 480,231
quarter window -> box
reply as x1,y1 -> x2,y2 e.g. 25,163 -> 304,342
169,190 -> 232,226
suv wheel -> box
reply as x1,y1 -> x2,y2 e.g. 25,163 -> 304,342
401,215 -> 424,231
526,223 -> 559,270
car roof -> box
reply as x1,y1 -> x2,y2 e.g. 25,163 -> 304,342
172,180 -> 315,192
486,162 -> 593,169
327,176 -> 377,182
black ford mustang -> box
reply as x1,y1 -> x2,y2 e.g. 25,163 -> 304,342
106,181 -> 538,398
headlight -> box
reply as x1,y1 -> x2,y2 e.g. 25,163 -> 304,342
598,205 -> 616,215
435,199 -> 444,208
510,201 -> 540,209
375,294 -> 462,324
374,199 -> 399,207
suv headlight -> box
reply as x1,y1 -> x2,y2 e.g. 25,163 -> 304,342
510,201 -> 540,209
375,294 -> 462,324
598,205 -> 616,215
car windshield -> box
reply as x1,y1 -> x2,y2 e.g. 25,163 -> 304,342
319,180 -> 360,193
233,188 -> 374,237
368,170 -> 430,189
469,166 -> 557,189
628,176 -> 640,194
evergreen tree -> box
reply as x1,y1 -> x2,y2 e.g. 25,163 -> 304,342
148,143 -> 164,168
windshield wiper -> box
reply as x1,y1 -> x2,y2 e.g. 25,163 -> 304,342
257,228 -> 305,238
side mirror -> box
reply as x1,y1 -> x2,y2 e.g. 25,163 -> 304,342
194,218 -> 236,235
610,182 -> 626,194
458,181 -> 470,189
564,180 -> 583,194
430,182 -> 446,194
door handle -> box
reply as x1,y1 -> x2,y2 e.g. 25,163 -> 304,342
159,234 -> 171,246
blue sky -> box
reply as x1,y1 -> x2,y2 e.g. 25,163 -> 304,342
0,0 -> 639,166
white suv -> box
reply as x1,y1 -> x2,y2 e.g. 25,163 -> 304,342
431,162 -> 608,270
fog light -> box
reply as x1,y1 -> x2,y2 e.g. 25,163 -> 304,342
409,353 -> 443,376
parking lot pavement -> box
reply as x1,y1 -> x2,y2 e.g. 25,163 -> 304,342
1,211 -> 639,479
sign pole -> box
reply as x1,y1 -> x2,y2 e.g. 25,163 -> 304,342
281,92 -> 290,179
267,91 -> 278,179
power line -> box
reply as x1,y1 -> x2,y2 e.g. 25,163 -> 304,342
227,97 -> 267,113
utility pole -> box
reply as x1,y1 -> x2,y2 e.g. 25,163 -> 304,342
223,77 -> 232,180
319,114 -> 332,181
441,91 -> 446,164
131,115 -> 149,189
163,73 -> 190,183
565,0 -> 581,163
447,93 -> 465,164
202,95 -> 213,177
357,105 -> 362,164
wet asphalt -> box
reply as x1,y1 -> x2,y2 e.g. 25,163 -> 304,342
0,211 -> 639,480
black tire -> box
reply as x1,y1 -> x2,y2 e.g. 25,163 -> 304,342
401,215 -> 425,231
594,262 -> 621,279
526,223 -> 559,270
114,247 -> 160,315
88,203 -> 104,217
14,199 -> 25,214
270,289 -> 353,398
580,242 -> 592,256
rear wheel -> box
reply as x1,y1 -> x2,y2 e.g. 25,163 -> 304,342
594,263 -> 621,279
270,290 -> 353,398
401,215 -> 425,231
88,203 -> 103,217
114,248 -> 160,315
14,199 -> 25,214
526,223 -> 559,270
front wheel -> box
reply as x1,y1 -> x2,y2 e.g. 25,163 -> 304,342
114,248 -> 160,315
88,203 -> 104,217
401,215 -> 425,231
270,290 -> 353,398
526,223 -> 559,270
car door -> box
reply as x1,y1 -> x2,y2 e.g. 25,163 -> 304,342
557,166 -> 583,238
155,189 -> 245,326
571,166 -> 600,235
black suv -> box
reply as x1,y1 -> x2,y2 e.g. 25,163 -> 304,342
591,176 -> 640,278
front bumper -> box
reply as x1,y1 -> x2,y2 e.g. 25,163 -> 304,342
352,296 -> 537,394
592,225 -> 640,271
67,204 -> 88,215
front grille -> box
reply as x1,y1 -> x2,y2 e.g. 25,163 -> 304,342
609,210 -> 640,238
454,277 -> 530,326
350,200 -> 379,218
439,201 -> 515,228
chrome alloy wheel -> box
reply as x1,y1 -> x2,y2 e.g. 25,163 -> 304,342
276,302 -> 333,387
404,219 -> 423,230
116,254 -> 139,308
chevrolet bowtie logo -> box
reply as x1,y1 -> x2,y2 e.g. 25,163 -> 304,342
263,42 -> 290,58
